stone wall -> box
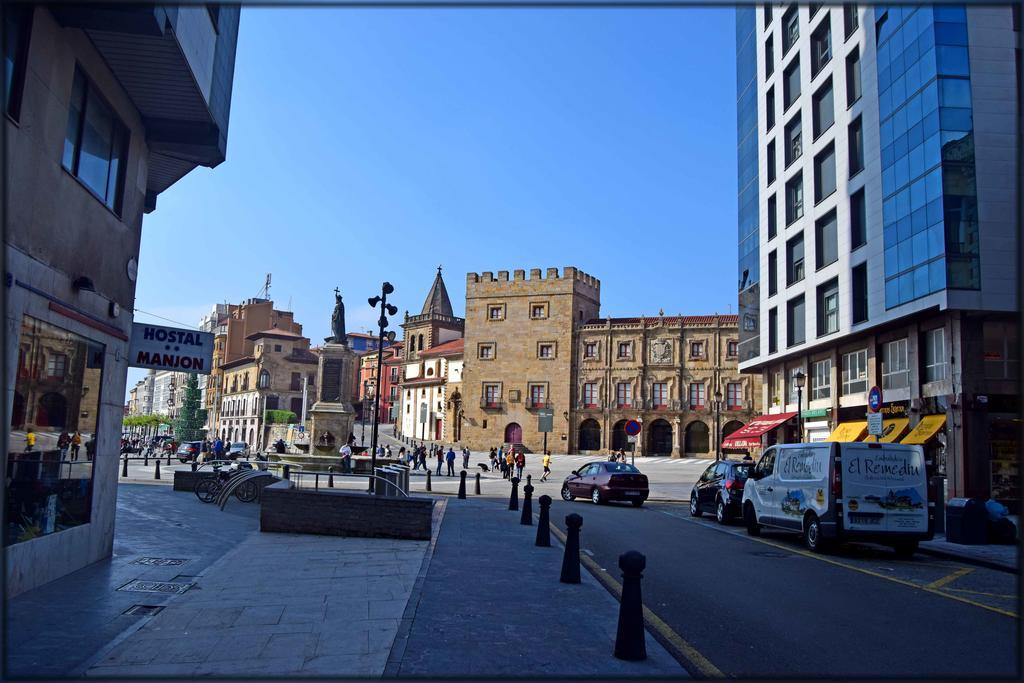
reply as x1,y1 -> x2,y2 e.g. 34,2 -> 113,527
259,481 -> 433,540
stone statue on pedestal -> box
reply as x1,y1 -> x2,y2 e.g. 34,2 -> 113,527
327,288 -> 347,345
309,287 -> 356,454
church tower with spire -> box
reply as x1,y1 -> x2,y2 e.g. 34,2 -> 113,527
401,267 -> 465,361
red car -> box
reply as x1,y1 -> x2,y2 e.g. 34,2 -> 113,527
561,461 -> 649,507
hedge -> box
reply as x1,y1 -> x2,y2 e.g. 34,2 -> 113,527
264,410 -> 298,424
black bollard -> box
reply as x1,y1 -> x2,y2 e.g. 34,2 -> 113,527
166,450 -> 171,466
154,459 -> 161,480
560,513 -> 583,584
458,470 -> 467,499
614,551 -> 648,661
520,480 -> 534,525
328,466 -> 334,488
535,495 -> 552,547
191,461 -> 197,473
283,464 -> 291,480
122,454 -> 128,478
143,449 -> 149,467
508,477 -> 520,511
475,472 -> 481,495
426,470 -> 432,491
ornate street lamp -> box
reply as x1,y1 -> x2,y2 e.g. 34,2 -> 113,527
367,282 -> 398,492
794,370 -> 806,443
714,386 -> 723,461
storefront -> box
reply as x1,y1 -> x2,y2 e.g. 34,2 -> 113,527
802,408 -> 831,443
721,411 -> 797,451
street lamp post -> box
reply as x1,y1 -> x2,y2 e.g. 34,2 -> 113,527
714,386 -> 723,461
361,380 -> 369,445
794,370 -> 806,443
367,283 -> 398,492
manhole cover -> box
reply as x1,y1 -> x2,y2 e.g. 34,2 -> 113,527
131,557 -> 190,566
123,605 -> 165,616
118,580 -> 193,594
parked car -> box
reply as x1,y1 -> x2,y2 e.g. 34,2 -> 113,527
742,442 -> 933,556
690,459 -> 756,524
226,442 -> 249,459
561,461 -> 649,507
175,441 -> 203,463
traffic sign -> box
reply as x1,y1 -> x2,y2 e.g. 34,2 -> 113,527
868,386 -> 883,413
537,409 -> 554,433
624,420 -> 642,436
867,412 -> 883,437
298,425 -> 305,433
626,434 -> 638,444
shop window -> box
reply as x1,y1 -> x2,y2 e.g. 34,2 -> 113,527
7,316 -> 104,546
842,349 -> 868,395
882,338 -> 909,390
924,328 -> 948,382
811,358 -> 832,399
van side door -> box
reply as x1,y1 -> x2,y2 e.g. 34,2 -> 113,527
749,447 -> 778,524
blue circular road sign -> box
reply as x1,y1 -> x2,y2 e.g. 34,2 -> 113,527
868,386 -> 883,413
624,420 -> 642,436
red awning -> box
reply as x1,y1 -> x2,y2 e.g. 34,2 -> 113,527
721,412 -> 798,449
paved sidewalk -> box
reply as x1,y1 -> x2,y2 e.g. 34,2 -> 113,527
920,533 -> 1019,572
391,496 -> 686,677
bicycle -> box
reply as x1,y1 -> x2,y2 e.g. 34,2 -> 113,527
194,462 -> 258,504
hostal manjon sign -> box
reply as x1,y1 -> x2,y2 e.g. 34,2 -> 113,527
129,323 -> 213,374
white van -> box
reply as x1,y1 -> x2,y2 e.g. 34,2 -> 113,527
741,442 -> 933,556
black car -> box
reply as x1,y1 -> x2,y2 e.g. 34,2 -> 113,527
689,460 -> 755,524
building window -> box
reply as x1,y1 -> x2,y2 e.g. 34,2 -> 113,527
583,382 -> 598,408
617,342 -> 632,359
846,47 -> 861,105
843,3 -> 859,38
850,188 -> 866,250
924,328 -> 948,382
814,143 -> 836,203
812,78 -> 834,138
815,210 -> 838,269
783,59 -> 801,110
786,232 -> 805,285
789,367 -> 804,404
784,114 -> 802,167
273,344 -> 282,352
782,6 -> 799,54
616,382 -> 632,408
529,384 -> 546,408
764,2 -> 772,27
726,382 -> 742,409
390,367 -> 399,382
538,342 -> 555,359
766,86 -> 775,131
882,338 -> 909,390
765,35 -> 775,79
688,383 -> 705,409
258,370 -> 270,389
768,249 -> 778,296
584,342 -> 597,359
811,358 -> 831,400
786,296 -> 806,347
727,340 -> 739,357
46,353 -> 67,378
483,384 -> 501,407
767,194 -> 777,239
478,343 -> 495,360
816,278 -> 840,336
767,140 -> 777,185
841,349 -> 868,395
652,382 -> 668,409
4,5 -> 32,121
810,18 -> 832,76
530,303 -> 548,319
848,116 -> 864,176
768,370 -> 781,405
487,304 -> 504,320
852,262 -> 868,324
768,307 -> 778,353
62,67 -> 130,215
785,173 -> 803,224
689,341 -> 705,359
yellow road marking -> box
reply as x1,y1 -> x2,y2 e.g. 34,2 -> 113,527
925,566 -> 974,590
657,509 -> 1019,620
548,523 -> 725,679
946,587 -> 1020,600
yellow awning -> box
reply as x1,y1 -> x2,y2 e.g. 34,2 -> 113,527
901,415 -> 946,444
877,417 -> 911,443
827,421 -> 868,442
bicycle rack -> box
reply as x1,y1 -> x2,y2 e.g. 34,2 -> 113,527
214,470 -> 279,510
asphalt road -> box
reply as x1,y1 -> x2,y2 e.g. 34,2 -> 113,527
549,498 -> 1020,678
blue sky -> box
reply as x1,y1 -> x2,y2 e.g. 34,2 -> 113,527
128,7 -> 738,392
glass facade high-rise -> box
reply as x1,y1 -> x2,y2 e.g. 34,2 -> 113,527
876,5 -> 979,308
736,6 -> 760,363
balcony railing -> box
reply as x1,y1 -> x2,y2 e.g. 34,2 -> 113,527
528,401 -> 549,410
480,399 -> 505,410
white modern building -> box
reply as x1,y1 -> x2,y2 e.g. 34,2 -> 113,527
735,4 -> 1019,509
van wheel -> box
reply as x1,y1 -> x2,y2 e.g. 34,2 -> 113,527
893,541 -> 918,558
804,513 -> 825,553
690,493 -> 703,517
744,503 -> 760,536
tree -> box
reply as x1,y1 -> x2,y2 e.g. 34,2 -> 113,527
173,373 -> 207,442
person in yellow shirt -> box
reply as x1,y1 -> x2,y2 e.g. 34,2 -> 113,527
71,431 -> 82,461
505,450 -> 515,480
541,450 -> 552,482
25,427 -> 36,452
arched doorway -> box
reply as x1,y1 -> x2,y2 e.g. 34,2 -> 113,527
11,391 -> 25,428
504,422 -> 522,444
578,419 -> 601,451
685,421 -> 710,455
722,420 -> 744,448
36,392 -> 68,429
610,419 -> 628,452
248,428 -> 254,445
647,419 -> 673,455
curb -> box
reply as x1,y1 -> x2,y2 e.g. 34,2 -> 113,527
916,545 -> 1019,574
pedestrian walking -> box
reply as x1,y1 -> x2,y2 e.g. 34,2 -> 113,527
505,450 -> 515,478
377,445 -> 385,459
419,446 -> 427,470
541,450 -> 552,482
213,437 -> 224,460
339,442 -> 353,474
57,431 -> 71,459
385,445 -> 392,459
515,451 -> 525,479
435,447 -> 444,476
497,445 -> 504,465
489,448 -> 498,471
25,427 -> 36,453
446,446 -> 456,476
70,430 -> 82,460
462,447 -> 470,470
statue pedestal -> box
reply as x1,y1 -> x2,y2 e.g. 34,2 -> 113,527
308,343 -> 356,454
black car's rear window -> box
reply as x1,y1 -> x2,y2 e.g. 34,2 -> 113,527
605,463 -> 640,474
730,463 -> 755,479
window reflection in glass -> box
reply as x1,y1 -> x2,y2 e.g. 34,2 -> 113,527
7,316 -> 104,546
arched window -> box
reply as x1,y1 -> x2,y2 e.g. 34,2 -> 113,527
418,334 -> 424,351
685,421 -> 710,454
578,419 -> 601,451
258,370 -> 270,389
